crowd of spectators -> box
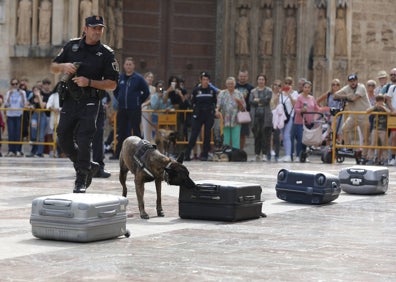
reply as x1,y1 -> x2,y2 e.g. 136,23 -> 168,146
2,67 -> 396,165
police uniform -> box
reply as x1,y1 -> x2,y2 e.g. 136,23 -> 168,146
53,16 -> 119,192
185,73 -> 217,161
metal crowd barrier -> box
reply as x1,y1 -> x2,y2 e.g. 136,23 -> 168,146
111,109 -> 217,152
331,110 -> 396,163
0,107 -> 58,155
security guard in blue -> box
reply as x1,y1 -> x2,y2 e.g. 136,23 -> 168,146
50,16 -> 119,193
184,72 -> 217,161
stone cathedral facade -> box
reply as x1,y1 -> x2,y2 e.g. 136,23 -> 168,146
0,0 -> 395,95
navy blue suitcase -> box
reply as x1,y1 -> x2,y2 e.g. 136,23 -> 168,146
275,169 -> 341,204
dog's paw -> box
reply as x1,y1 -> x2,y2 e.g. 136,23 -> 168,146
140,212 -> 150,219
157,210 -> 165,217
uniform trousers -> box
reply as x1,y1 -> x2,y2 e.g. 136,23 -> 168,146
57,97 -> 99,172
187,113 -> 214,157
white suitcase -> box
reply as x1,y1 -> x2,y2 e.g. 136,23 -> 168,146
30,193 -> 130,242
338,166 -> 389,195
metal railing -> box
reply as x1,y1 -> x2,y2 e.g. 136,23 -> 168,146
0,107 -> 58,155
331,110 -> 396,163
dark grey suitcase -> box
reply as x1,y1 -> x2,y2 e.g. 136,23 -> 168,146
179,180 -> 263,221
30,193 -> 130,242
339,166 -> 389,194
275,169 -> 341,204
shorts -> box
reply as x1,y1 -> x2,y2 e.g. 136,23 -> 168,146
240,123 -> 250,137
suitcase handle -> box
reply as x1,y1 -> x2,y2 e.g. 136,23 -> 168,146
195,184 -> 219,193
238,195 -> 256,202
43,199 -> 72,207
196,195 -> 221,200
39,209 -> 74,218
98,209 -> 117,218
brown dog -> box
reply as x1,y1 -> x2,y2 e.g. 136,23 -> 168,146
119,136 -> 195,219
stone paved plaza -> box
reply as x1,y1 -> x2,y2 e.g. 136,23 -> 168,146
0,153 -> 395,281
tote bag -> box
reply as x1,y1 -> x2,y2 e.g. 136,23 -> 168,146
237,111 -> 251,124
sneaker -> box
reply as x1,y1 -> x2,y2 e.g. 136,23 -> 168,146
271,150 -> 276,156
280,155 -> 292,162
26,153 -> 35,157
389,159 -> 396,166
295,157 -> 300,162
6,152 -> 15,157
16,152 -> 23,157
36,154 -> 44,158
255,155 -> 261,162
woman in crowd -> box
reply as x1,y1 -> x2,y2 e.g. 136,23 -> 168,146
292,81 -> 329,162
249,73 -> 273,161
26,85 -> 48,157
279,76 -> 299,162
142,71 -> 156,142
270,80 -> 284,163
317,78 -> 343,142
215,77 -> 245,149
4,78 -> 28,157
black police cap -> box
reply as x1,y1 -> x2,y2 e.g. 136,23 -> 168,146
85,15 -> 105,27
200,71 -> 210,79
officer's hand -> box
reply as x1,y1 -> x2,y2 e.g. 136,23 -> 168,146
63,63 -> 78,75
72,76 -> 90,87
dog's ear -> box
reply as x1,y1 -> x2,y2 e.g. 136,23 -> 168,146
176,152 -> 185,164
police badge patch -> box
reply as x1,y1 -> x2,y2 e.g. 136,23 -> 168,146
112,60 -> 119,72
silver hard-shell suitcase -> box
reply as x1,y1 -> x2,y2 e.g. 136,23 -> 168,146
339,166 -> 389,194
30,193 -> 130,242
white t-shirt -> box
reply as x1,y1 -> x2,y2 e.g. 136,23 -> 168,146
385,84 -> 396,110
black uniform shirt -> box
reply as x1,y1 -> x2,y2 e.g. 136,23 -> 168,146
53,37 -> 119,92
191,86 -> 217,113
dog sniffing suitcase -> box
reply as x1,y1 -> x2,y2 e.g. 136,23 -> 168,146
179,180 -> 262,221
275,169 -> 341,204
30,194 -> 130,242
339,166 -> 389,195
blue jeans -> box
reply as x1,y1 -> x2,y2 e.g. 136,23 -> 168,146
291,124 -> 305,159
281,118 -> 293,157
30,112 -> 48,155
6,116 -> 22,153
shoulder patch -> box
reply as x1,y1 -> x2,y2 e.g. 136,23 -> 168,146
102,44 -> 114,53
69,37 -> 82,42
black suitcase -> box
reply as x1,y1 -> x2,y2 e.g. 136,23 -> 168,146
179,180 -> 262,221
275,169 -> 341,204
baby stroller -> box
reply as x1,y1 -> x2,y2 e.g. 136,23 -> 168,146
321,107 -> 363,164
300,112 -> 330,163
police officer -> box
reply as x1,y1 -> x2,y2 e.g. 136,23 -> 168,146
184,72 -> 217,161
50,15 -> 119,193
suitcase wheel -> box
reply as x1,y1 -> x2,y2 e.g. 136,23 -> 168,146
125,230 -> 131,238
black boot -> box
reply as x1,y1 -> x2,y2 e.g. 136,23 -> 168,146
73,171 -> 88,193
86,161 -> 100,188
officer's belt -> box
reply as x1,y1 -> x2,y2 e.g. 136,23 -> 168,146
69,87 -> 101,101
